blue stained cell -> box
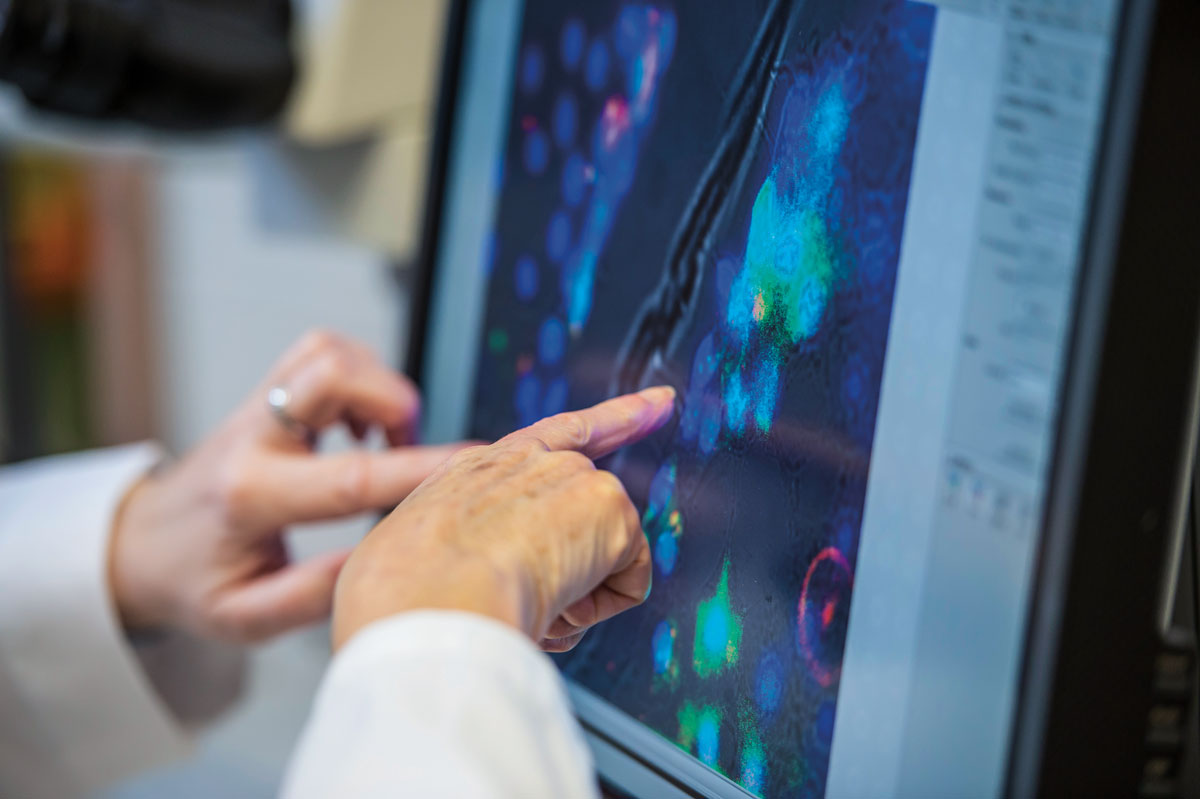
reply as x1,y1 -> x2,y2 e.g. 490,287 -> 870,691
629,55 -> 646,101
584,39 -> 610,91
514,255 -> 539,302
698,394 -> 721,455
812,83 -> 850,162
689,331 -> 719,388
796,275 -> 829,339
655,531 -> 678,576
523,127 -> 550,175
740,753 -> 766,796
679,398 -> 700,443
697,713 -> 720,767
519,46 -> 544,95
538,317 -> 567,367
560,19 -> 585,70
591,112 -> 637,196
700,599 -> 729,656
566,251 -> 598,332
552,93 -> 578,148
614,6 -> 644,61
724,370 -> 749,433
751,360 -> 780,434
647,461 -> 675,512
756,652 -> 784,715
561,152 -> 587,208
545,210 -> 571,263
514,373 -> 541,428
651,620 -> 673,674
542,376 -> 568,418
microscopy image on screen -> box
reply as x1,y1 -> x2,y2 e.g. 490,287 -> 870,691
468,1 -> 935,795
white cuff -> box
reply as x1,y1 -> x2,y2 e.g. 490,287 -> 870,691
0,444 -> 226,795
285,610 -> 598,799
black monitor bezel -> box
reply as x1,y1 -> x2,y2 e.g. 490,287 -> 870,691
1005,0 -> 1200,795
409,1 -> 1200,795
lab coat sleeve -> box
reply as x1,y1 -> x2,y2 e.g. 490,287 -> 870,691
283,611 -> 601,799
0,445 -> 245,799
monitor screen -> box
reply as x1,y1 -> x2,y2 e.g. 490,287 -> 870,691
420,0 -> 1125,796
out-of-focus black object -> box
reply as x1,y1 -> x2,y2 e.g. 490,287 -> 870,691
0,0 -> 294,130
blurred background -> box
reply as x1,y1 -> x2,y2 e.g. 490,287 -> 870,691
0,0 -> 449,795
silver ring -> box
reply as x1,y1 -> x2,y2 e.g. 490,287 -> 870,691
267,386 -> 316,444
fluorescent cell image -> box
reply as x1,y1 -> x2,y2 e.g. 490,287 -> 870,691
469,1 -> 936,794
561,152 -> 588,207
513,254 -> 539,302
693,559 -> 742,678
545,210 -> 572,263
522,124 -> 550,175
519,45 -> 545,95
552,92 -> 579,149
652,618 -> 676,677
560,19 -> 586,71
543,376 -> 569,418
585,38 -> 610,91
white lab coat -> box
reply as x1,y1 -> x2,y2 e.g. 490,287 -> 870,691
0,446 -> 598,798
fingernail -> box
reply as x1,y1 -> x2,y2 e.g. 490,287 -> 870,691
638,385 -> 677,406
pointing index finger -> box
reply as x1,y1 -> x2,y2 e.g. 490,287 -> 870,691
504,386 -> 677,460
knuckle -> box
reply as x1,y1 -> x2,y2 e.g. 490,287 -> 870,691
313,348 -> 355,384
299,328 -> 342,355
590,470 -> 630,508
216,460 -> 258,523
549,412 -> 592,450
447,443 -> 488,468
507,436 -> 549,460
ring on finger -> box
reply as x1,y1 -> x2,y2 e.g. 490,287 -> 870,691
267,385 -> 317,446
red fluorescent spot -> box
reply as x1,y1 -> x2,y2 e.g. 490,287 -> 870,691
521,115 -> 538,131
798,547 -> 854,689
822,597 -> 836,629
603,97 -> 629,121
752,290 -> 766,323
601,97 -> 631,149
516,354 -> 534,375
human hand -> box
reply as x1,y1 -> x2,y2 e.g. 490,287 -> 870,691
108,330 -> 465,644
331,386 -> 676,653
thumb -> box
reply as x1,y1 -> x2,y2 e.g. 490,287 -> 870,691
210,550 -> 350,643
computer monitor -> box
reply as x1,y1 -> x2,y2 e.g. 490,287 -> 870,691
411,1 -> 1200,796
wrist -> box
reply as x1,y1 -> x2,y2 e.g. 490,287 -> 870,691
332,541 -> 536,651
107,475 -> 172,631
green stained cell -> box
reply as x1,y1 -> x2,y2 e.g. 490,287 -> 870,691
677,701 -> 701,750
728,174 -> 839,347
696,705 -> 721,767
693,559 -> 743,677
487,328 -> 509,353
738,708 -> 768,796
677,702 -> 724,773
